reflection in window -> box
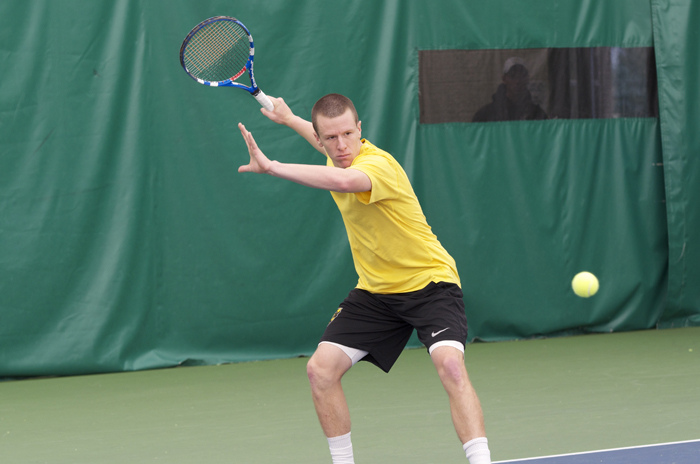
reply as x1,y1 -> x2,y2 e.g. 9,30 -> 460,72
418,47 -> 658,124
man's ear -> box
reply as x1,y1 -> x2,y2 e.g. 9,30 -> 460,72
313,131 -> 323,147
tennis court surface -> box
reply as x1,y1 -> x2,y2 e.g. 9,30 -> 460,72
1,327 -> 698,463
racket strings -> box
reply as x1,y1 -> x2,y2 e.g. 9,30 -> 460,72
183,21 -> 251,83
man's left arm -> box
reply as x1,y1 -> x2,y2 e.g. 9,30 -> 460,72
238,123 -> 372,193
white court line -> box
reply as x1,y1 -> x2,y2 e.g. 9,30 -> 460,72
493,438 -> 700,463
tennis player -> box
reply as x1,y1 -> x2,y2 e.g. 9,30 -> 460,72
238,94 -> 491,464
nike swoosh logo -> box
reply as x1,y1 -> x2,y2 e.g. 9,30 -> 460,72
431,328 -> 450,337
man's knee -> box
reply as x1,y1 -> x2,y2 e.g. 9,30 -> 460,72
307,345 -> 352,389
306,354 -> 329,385
431,346 -> 469,387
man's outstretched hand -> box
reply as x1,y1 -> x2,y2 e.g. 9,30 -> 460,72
238,123 -> 272,174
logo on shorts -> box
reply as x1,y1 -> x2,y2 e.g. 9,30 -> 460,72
328,308 -> 342,325
431,327 -> 450,337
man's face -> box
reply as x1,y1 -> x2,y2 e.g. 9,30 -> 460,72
503,64 -> 530,100
314,109 -> 363,169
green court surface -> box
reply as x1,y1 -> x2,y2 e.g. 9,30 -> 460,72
1,327 -> 698,463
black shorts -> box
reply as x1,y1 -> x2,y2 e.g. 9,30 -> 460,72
319,281 -> 468,373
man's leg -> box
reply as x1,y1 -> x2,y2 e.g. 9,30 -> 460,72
307,343 -> 354,436
307,343 -> 362,464
430,345 -> 491,464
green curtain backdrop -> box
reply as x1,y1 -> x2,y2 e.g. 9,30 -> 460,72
1,0 -> 697,376
651,0 -> 700,328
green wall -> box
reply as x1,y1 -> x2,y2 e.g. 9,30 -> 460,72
1,0 -> 698,376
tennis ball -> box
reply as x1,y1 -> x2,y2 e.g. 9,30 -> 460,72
572,271 -> 599,298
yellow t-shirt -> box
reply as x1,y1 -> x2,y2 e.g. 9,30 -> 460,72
328,139 -> 460,294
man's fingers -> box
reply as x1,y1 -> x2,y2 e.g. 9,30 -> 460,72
238,122 -> 264,174
238,123 -> 256,150
260,96 -> 278,116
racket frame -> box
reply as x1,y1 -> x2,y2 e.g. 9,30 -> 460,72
180,16 -> 272,110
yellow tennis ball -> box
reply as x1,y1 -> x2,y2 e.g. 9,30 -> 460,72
572,272 -> 599,298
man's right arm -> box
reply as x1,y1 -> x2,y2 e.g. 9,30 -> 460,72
261,97 -> 326,155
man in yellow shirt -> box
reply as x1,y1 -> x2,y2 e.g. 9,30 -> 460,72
238,94 -> 491,464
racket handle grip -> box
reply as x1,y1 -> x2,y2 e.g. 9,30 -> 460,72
254,89 -> 274,111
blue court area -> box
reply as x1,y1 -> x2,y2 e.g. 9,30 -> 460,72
496,440 -> 700,464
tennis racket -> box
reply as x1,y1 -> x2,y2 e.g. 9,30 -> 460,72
179,16 -> 273,111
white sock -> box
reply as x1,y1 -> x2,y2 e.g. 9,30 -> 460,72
463,437 -> 491,464
328,432 -> 354,464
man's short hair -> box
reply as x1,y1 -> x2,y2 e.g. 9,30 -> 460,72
311,94 -> 359,134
